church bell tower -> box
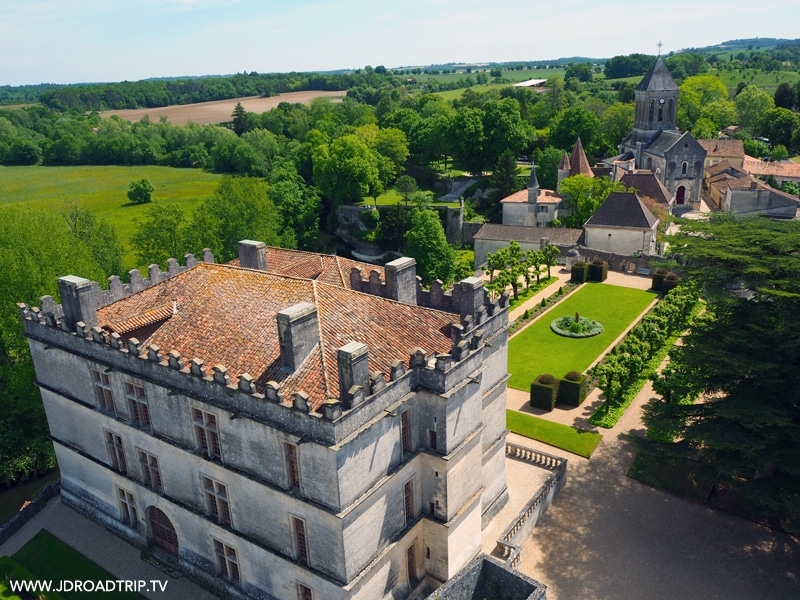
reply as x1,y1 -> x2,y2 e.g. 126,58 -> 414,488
632,54 -> 679,144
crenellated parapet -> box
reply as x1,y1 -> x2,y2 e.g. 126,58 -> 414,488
40,251 -> 215,326
18,285 -> 506,445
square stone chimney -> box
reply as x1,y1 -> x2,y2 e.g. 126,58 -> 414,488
58,276 -> 97,333
238,240 -> 268,271
276,302 -> 318,371
337,341 -> 370,409
385,257 -> 417,304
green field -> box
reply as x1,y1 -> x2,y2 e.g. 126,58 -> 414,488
507,410 -> 602,458
0,165 -> 222,270
508,283 -> 657,391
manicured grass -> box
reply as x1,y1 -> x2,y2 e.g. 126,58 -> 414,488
0,165 -> 222,270
13,529 -> 146,600
507,410 -> 602,458
507,283 -> 657,391
360,188 -> 460,208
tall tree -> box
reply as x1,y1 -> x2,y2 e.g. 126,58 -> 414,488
404,209 -> 455,285
312,134 -> 380,205
735,85 -> 775,137
131,203 -> 188,269
62,203 -> 124,277
486,149 -> 521,222
549,106 -> 602,162
559,175 -> 626,228
643,215 -> 800,527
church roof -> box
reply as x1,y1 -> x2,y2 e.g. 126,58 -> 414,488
96,262 -> 453,410
620,172 -> 673,205
569,138 -> 594,178
585,192 -> 659,229
636,56 -> 679,92
643,130 -> 689,155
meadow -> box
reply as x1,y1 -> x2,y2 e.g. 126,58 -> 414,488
507,283 -> 657,391
0,165 -> 222,270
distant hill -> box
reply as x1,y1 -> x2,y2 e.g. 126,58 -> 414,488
681,38 -> 800,52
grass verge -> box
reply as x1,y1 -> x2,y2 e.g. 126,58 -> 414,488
507,283 -> 656,391
13,529 -> 146,599
507,410 -> 602,458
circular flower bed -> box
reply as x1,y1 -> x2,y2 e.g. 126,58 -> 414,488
550,313 -> 604,338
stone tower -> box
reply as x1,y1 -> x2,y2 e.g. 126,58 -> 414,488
630,55 -> 679,147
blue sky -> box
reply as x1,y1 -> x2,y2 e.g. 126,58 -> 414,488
2,0 -> 800,86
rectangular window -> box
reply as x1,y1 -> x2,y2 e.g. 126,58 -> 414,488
296,583 -> 313,600
193,408 -> 221,459
404,479 -> 414,526
117,487 -> 137,529
137,449 -> 163,492
407,544 -> 418,584
124,382 -> 151,428
91,369 -> 115,413
428,430 -> 437,450
400,410 -> 411,454
292,516 -> 309,566
213,539 -> 240,584
285,443 -> 301,492
105,431 -> 127,473
203,476 -> 232,526
537,205 -> 548,213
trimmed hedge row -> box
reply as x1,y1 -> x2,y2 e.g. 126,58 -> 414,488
530,370 -> 589,411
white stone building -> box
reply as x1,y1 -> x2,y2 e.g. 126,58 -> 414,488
19,242 -> 510,600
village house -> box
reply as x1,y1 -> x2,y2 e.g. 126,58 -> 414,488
18,242 -> 513,600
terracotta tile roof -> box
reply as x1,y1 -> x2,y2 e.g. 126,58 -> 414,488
106,302 -> 175,334
743,156 -> 800,178
558,152 -> 571,170
500,189 -> 561,204
620,172 -> 673,205
500,190 -> 528,204
569,138 -> 594,178
229,247 -> 384,288
585,192 -> 658,229
96,263 -> 453,410
698,139 -> 744,159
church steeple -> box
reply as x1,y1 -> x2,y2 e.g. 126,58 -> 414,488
633,55 -> 679,136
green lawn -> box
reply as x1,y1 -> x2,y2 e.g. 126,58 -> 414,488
507,410 -> 602,458
360,187 -> 460,208
12,529 -> 146,599
0,165 -> 222,270
507,283 -> 657,391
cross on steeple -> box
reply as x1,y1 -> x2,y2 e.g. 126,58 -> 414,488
657,41 -> 663,56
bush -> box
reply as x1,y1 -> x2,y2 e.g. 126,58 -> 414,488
127,177 -> 155,204
540,298 -> 546,308
651,268 -> 669,292
571,261 -> 588,283
522,309 -> 530,320
530,373 -> 560,411
587,259 -> 608,282
662,273 -> 681,295
558,371 -> 589,406
359,208 -> 380,229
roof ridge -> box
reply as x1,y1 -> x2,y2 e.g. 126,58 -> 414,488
311,280 -> 334,400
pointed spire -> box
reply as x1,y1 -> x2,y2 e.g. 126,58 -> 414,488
558,152 -> 571,171
527,159 -> 540,204
569,138 -> 594,178
636,56 -> 679,92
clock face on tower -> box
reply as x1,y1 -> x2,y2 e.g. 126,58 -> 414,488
659,98 -> 665,104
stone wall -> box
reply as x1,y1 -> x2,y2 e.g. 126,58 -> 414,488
425,554 -> 547,600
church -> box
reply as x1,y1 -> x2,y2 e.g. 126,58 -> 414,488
611,55 -> 706,209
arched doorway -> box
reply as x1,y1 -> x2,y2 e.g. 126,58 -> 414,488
676,186 -> 686,205
148,507 -> 178,556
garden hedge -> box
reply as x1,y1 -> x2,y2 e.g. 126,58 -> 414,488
530,373 -> 560,411
587,259 -> 608,282
571,261 -> 588,283
558,370 -> 589,406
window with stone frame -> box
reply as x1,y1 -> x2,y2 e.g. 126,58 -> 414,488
213,539 -> 240,584
124,381 -> 151,428
291,516 -> 309,566
400,410 -> 411,454
403,478 -> 415,526
193,408 -> 221,459
137,449 -> 163,492
296,582 -> 314,600
117,487 -> 137,529
91,368 -> 115,413
105,431 -> 127,473
537,205 -> 548,213
285,443 -> 301,492
202,475 -> 232,526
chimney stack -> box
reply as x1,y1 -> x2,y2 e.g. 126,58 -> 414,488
337,341 -> 370,409
385,257 -> 417,304
58,276 -> 97,333
276,302 -> 319,371
238,240 -> 268,271
454,277 -> 486,321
